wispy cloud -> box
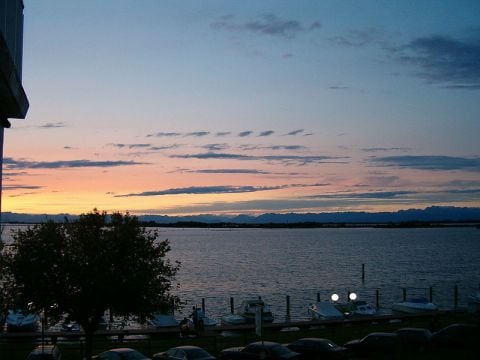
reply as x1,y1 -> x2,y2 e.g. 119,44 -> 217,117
202,143 -> 229,151
171,152 -> 347,165
116,185 -> 288,197
190,169 -> 272,175
215,131 -> 231,137
396,33 -> 480,89
362,147 -> 410,153
371,155 -> 480,172
212,14 -> 321,39
268,145 -> 306,151
184,131 -> 210,137
146,132 -> 182,138
284,129 -> 304,136
38,122 -> 66,128
238,131 -> 253,137
306,190 -> 416,200
329,28 -> 388,48
259,130 -> 275,137
3,184 -> 43,190
110,143 -> 151,149
3,157 -> 148,169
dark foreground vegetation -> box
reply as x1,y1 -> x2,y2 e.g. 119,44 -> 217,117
1,311 -> 478,359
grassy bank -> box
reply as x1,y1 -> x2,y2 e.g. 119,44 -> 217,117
1,311 -> 478,359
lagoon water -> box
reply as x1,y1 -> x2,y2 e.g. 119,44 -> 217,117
3,225 -> 480,322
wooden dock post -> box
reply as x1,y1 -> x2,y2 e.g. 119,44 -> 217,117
286,295 -> 291,319
362,263 -> 365,283
376,289 -> 380,309
230,297 -> 234,314
454,285 -> 458,309
201,298 -> 205,313
317,292 -> 320,302
403,288 -> 407,302
347,290 -> 351,302
429,286 -> 433,303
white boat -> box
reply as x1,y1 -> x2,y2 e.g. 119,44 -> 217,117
220,313 -> 247,325
307,301 -> 344,320
6,309 -> 39,332
60,315 -> 82,332
336,300 -> 377,317
236,299 -> 274,323
148,311 -> 179,328
392,298 -> 438,313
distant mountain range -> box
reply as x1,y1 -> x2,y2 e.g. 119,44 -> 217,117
2,206 -> 480,225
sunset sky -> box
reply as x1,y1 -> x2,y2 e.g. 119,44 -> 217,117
3,0 -> 480,216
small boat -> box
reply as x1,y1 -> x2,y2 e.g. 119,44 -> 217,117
220,313 -> 247,325
336,300 -> 377,317
6,309 -> 39,332
60,315 -> 82,332
237,299 -> 274,323
190,307 -> 217,328
148,311 -> 179,328
392,298 -> 438,313
307,301 -> 344,321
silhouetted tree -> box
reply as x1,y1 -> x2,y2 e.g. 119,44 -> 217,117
3,209 -> 180,359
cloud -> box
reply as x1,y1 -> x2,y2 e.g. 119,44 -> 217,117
146,132 -> 182,137
306,190 -> 416,200
184,131 -> 210,137
3,157 -> 148,169
190,169 -> 272,175
284,129 -> 304,136
215,131 -> 231,137
371,155 -> 480,172
202,143 -> 229,151
149,144 -> 180,151
238,131 -> 253,137
258,130 -> 275,137
171,152 -> 347,165
329,28 -> 388,48
116,185 -> 288,197
268,145 -> 306,151
396,33 -> 480,89
111,143 -> 151,149
212,14 -> 321,39
362,147 -> 410,152
3,184 -> 43,190
38,122 -> 66,128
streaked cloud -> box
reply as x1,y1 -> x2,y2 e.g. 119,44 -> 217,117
3,157 -> 148,169
190,169 -> 272,175
3,184 -> 43,190
184,131 -> 210,137
110,143 -> 151,149
238,131 -> 253,137
116,185 -> 288,197
268,145 -> 306,151
306,190 -> 416,200
171,152 -> 347,165
38,122 -> 66,128
362,147 -> 410,152
371,155 -> 480,172
215,131 -> 231,137
146,132 -> 182,138
211,14 -> 321,39
284,129 -> 304,136
202,143 -> 229,151
259,130 -> 275,137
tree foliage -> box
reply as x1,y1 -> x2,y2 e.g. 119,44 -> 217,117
2,209 -> 180,359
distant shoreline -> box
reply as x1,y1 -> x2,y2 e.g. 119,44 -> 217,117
3,220 -> 480,229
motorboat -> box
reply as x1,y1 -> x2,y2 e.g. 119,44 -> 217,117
6,309 -> 39,332
307,301 -> 344,321
392,298 -> 438,313
148,311 -> 179,328
220,313 -> 247,325
236,299 -> 274,323
60,315 -> 82,332
336,300 -> 377,317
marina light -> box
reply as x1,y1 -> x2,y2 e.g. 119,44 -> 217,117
349,292 -> 357,301
331,293 -> 339,302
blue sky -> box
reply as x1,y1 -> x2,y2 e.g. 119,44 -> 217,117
3,0 -> 479,215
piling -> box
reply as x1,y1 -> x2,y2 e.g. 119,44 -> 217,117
403,288 -> 407,301
376,289 -> 380,309
347,291 -> 351,302
316,292 -> 320,302
454,285 -> 458,309
429,286 -> 433,303
286,295 -> 291,319
362,263 -> 365,283
201,298 -> 205,313
230,297 -> 234,314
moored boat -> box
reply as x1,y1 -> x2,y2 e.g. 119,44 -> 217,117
148,311 -> 179,328
237,299 -> 274,323
6,309 -> 39,332
307,301 -> 344,320
392,298 -> 438,313
220,313 -> 247,325
336,300 -> 377,317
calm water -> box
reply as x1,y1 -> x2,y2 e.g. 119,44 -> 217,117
3,225 -> 480,322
